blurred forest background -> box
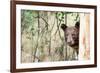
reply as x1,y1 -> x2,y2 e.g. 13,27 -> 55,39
21,9 -> 80,63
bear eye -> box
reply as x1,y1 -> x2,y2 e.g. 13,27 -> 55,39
72,34 -> 77,38
72,34 -> 75,36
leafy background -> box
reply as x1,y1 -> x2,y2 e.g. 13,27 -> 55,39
21,10 -> 80,63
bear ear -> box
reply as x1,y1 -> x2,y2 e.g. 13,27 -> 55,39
75,22 -> 80,29
61,24 -> 67,31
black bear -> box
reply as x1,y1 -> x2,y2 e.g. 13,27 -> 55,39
61,22 -> 80,60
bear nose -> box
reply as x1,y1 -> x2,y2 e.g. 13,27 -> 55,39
67,36 -> 74,45
67,41 -> 74,46
67,41 -> 72,45
67,41 -> 73,45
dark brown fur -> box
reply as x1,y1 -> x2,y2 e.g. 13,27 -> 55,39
61,22 -> 80,60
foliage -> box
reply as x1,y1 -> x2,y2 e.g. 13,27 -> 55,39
21,10 -> 80,63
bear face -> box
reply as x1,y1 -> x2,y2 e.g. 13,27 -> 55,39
61,22 -> 80,47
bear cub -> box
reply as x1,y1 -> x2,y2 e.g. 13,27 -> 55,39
61,22 -> 80,60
